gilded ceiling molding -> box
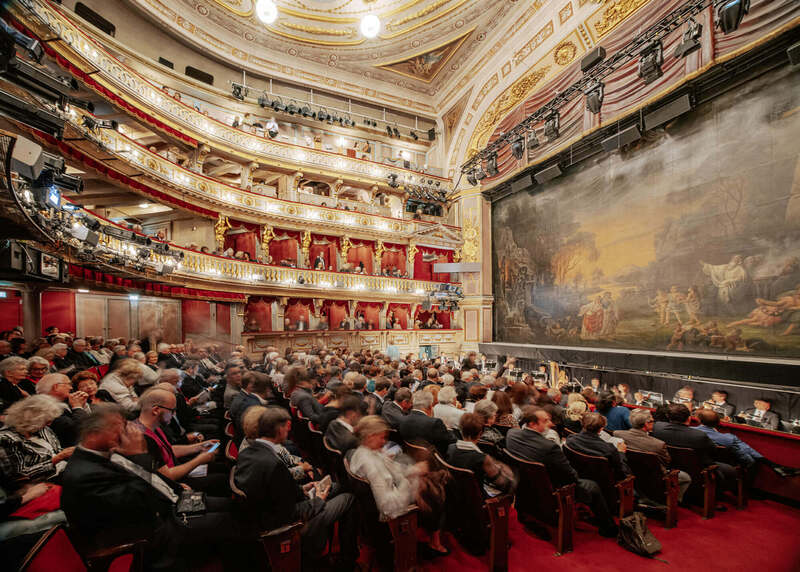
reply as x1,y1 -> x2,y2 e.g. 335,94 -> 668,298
276,6 -> 359,23
375,28 -> 473,83
279,22 -> 358,37
386,0 -> 453,30
381,0 -> 469,39
512,20 -> 554,67
266,26 -> 366,46
471,73 -> 499,112
210,0 -> 254,18
442,87 -> 473,147
588,0 -> 652,40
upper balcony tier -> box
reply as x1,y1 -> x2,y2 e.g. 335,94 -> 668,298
11,0 -> 452,192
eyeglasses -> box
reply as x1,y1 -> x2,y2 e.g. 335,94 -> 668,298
155,404 -> 177,412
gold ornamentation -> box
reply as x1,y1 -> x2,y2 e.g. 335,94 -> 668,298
331,179 -> 344,199
375,29 -> 473,83
453,248 -> 462,263
301,230 -> 312,267
264,26 -> 366,46
554,41 -> 578,66
593,0 -> 650,38
214,214 -> 231,249
375,239 -> 385,271
462,216 -> 480,262
340,236 -> 352,258
407,242 -> 418,267
387,0 -> 452,29
261,224 -> 275,253
513,20 -> 553,66
280,22 -> 357,37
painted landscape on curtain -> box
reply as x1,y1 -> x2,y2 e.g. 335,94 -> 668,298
492,68 -> 800,358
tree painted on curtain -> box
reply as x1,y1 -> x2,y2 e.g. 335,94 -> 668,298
491,69 -> 800,357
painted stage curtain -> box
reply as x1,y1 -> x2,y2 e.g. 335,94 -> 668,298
245,296 -> 274,332
285,298 -> 312,330
347,240 -> 374,274
387,303 -> 410,329
382,243 -> 406,274
269,229 -> 300,265
355,302 -> 381,330
322,300 -> 349,330
310,234 -> 339,271
414,246 -> 453,282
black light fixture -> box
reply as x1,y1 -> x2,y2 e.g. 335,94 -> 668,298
386,125 -> 393,137
511,135 -> 525,159
526,129 -> 540,150
410,130 -> 418,140
286,101 -> 298,115
427,128 -> 436,141
486,153 -> 498,177
674,18 -> 703,58
474,164 -> 487,181
715,0 -> 750,34
231,82 -> 248,101
585,81 -> 604,114
387,173 -> 399,188
317,108 -> 328,122
392,127 -> 400,138
466,170 -> 478,186
638,41 -> 664,85
271,99 -> 286,112
258,93 -> 269,108
300,105 -> 314,118
544,112 -> 560,142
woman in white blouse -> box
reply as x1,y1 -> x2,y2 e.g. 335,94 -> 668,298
349,416 -> 449,556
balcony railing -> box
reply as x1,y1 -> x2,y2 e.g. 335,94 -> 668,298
15,0 -> 452,190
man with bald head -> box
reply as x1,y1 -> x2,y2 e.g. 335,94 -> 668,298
36,372 -> 88,446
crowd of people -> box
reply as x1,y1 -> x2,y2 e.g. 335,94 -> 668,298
1,334 -> 797,570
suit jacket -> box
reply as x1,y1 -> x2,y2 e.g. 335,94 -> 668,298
61,447 -> 177,545
381,401 -> 407,430
67,350 -> 98,371
158,353 -> 181,369
566,431 -> 630,480
693,425 -> 762,465
234,440 -> 323,531
614,428 -> 670,469
0,378 -> 30,414
180,374 -> 208,399
399,410 -> 456,454
230,392 -> 262,443
742,408 -> 780,431
50,405 -> 88,447
325,419 -> 358,453
506,427 -> 578,488
365,393 -> 385,416
703,401 -> 736,418
652,421 -> 716,467
290,387 -> 324,419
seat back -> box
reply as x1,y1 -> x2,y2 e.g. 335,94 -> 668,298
434,452 -> 489,553
626,449 -> 667,503
713,445 -> 738,466
20,526 -> 87,572
477,439 -> 500,458
290,412 -> 312,457
563,444 -> 618,510
323,436 -> 348,485
307,423 -> 325,470
503,449 -> 559,526
225,439 -> 239,462
665,445 -> 705,480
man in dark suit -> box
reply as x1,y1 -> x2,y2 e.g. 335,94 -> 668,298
506,406 -> 618,537
365,377 -> 390,416
399,390 -> 456,454
230,372 -> 264,443
67,339 -> 100,372
61,404 -> 246,569
566,412 -> 630,480
324,394 -> 362,453
700,389 -> 736,419
739,398 -> 780,431
653,403 -> 737,494
381,387 -> 412,429
37,373 -> 88,447
235,406 -> 358,568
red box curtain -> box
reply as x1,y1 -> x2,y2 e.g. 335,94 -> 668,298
415,308 -> 451,329
285,298 -> 312,330
387,303 -> 410,329
224,220 -> 261,260
347,239 -> 374,274
322,300 -> 349,330
355,301 -> 382,330
245,296 -> 274,332
181,300 -> 211,337
269,229 -> 301,265
310,234 -> 339,271
382,243 -> 406,274
414,246 -> 453,282
216,303 -> 231,335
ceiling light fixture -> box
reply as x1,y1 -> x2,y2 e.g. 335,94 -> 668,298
139,202 -> 150,209
255,0 -> 278,25
360,14 -> 381,39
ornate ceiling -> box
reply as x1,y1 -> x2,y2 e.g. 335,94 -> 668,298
124,0 -> 518,99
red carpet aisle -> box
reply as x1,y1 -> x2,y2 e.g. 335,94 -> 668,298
430,500 -> 800,572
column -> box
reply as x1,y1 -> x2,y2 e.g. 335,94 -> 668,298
276,297 -> 288,331
457,189 -> 492,352
230,304 -> 243,345
21,285 -> 43,339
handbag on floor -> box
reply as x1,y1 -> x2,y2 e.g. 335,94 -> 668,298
617,512 -> 663,559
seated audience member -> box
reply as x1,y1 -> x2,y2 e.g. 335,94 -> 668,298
700,389 -> 736,419
506,406 -> 618,537
616,408 -> 691,501
157,343 -> 181,369
67,339 -> 100,371
241,406 -> 312,481
615,383 -> 634,404
433,385 -> 464,430
566,412 -> 630,481
235,407 -> 358,568
132,388 -> 223,493
230,372 -> 271,443
564,400 -> 588,434
0,357 -> 35,414
465,385 -> 488,413
72,370 -> 104,408
26,356 -> 51,385
156,370 -> 218,440
288,365 -> 325,419
399,390 -> 456,454
596,390 -> 631,432
312,385 -> 349,433
61,405 -> 246,569
35,373 -> 88,447
324,394 -> 363,454
51,343 -> 73,373
215,363 -> 243,410
672,385 -> 696,410
653,403 -> 737,496
145,351 -> 159,371
473,399 -> 505,445
179,360 -> 208,399
365,377 -> 391,416
447,413 -> 516,497
99,359 -> 142,412
694,409 -> 798,479
0,395 -> 75,488
382,387 -> 412,429
492,390 -> 519,430
350,415 -> 450,557
739,398 -> 780,431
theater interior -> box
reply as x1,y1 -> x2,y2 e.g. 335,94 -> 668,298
0,0 -> 799,570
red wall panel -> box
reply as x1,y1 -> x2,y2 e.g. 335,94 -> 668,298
216,303 -> 231,336
0,290 -> 23,333
41,290 -> 76,335
181,300 -> 211,338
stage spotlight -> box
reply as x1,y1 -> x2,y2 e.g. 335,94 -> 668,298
466,169 -> 478,186
136,247 -> 151,259
526,130 -> 540,150
410,130 -> 418,140
486,154 -> 498,177
511,135 -> 525,160
272,99 -> 286,112
474,164 -> 487,181
318,109 -> 328,122
715,0 -> 750,34
258,94 -> 269,108
386,125 -> 393,137
392,127 -> 400,138
231,82 -> 248,101
544,112 -> 560,142
286,102 -> 298,115
585,81 -> 604,114
387,173 -> 399,188
674,18 -> 703,58
638,41 -> 664,85
300,106 -> 314,118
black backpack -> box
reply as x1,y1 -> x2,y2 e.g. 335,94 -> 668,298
618,512 -> 663,558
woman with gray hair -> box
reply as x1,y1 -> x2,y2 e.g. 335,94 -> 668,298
0,356 -> 34,415
473,399 -> 505,445
98,359 -> 141,412
0,395 -> 75,488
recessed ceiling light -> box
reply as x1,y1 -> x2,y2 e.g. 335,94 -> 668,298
139,202 -> 150,209
360,14 -> 381,39
255,0 -> 278,25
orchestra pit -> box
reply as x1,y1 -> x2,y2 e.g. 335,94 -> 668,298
1,0 -> 799,570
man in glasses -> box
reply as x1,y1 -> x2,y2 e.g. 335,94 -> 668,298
36,373 -> 88,447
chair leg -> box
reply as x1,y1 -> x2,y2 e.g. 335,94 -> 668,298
387,510 -> 419,572
702,468 -> 717,520
555,487 -> 575,556
664,470 -> 679,529
735,467 -> 747,510
616,476 -> 635,519
486,496 -> 511,572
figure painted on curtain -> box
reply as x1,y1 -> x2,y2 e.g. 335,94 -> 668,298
701,255 -> 750,313
578,296 -> 604,340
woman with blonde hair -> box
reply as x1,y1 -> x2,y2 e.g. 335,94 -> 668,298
564,399 -> 588,434
98,359 -> 141,412
0,395 -> 74,488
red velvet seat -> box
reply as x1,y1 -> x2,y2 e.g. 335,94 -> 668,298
563,444 -> 635,520
626,449 -> 681,528
20,525 -> 145,572
666,445 -> 718,519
